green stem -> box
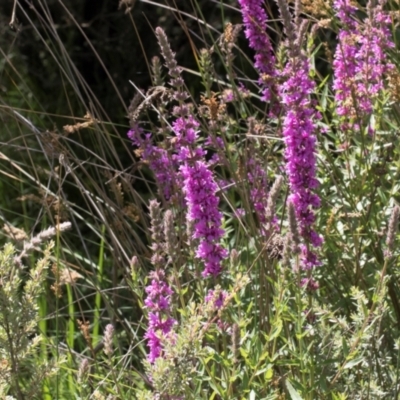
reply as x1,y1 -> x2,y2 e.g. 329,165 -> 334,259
66,283 -> 75,394
93,224 -> 106,345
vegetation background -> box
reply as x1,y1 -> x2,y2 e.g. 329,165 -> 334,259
0,0 -> 400,399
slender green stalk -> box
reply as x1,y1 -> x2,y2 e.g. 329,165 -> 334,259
66,282 -> 75,395
93,224 -> 106,345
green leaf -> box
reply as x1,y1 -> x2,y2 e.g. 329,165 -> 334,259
332,393 -> 347,400
265,367 -> 273,381
240,347 -> 249,359
286,380 -> 304,400
344,354 -> 363,369
255,367 -> 268,376
268,318 -> 283,341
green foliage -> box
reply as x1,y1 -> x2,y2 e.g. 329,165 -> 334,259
0,242 -> 58,399
1,0 -> 400,399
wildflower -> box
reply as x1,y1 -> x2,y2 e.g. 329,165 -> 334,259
128,125 -> 179,201
230,248 -> 239,266
332,0 -> 359,118
245,156 -> 281,236
133,27 -> 228,278
333,0 -> 394,121
144,270 -> 176,364
276,0 -> 323,269
281,57 -> 322,254
180,156 -> 228,277
301,277 -> 320,291
356,0 -> 394,114
171,105 -> 227,278
238,0 -> 278,103
221,89 -> 235,103
205,288 -> 228,309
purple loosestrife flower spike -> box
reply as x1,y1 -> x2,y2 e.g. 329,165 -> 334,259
333,0 -> 394,121
244,119 -> 279,236
301,277 -> 319,291
128,125 -> 179,201
356,0 -> 394,114
238,0 -> 278,103
205,288 -> 228,310
245,155 -> 280,236
144,270 -> 176,364
183,160 -> 228,278
155,28 -> 228,278
333,0 -> 362,119
144,201 -> 176,364
276,2 -> 323,270
149,200 -> 164,245
172,115 -> 228,278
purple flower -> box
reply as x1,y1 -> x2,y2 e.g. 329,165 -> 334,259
332,0 -> 359,118
144,329 -> 162,364
356,0 -> 394,113
221,89 -> 235,103
281,57 -> 322,248
238,0 -> 278,103
128,125 -> 180,201
205,289 -> 228,309
172,115 -> 228,278
180,159 -> 228,277
279,21 -> 322,269
301,277 -> 320,291
333,0 -> 394,121
144,270 -> 176,363
139,27 -> 228,278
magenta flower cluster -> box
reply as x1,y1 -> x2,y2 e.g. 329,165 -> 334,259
237,0 -> 322,269
173,116 -> 228,277
129,60 -> 227,279
152,27 -> 228,278
332,0 -> 359,118
128,124 -> 179,201
238,0 -> 277,103
356,0 -> 394,112
205,289 -> 228,309
144,270 -> 176,364
333,0 -> 394,120
280,52 -> 323,269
